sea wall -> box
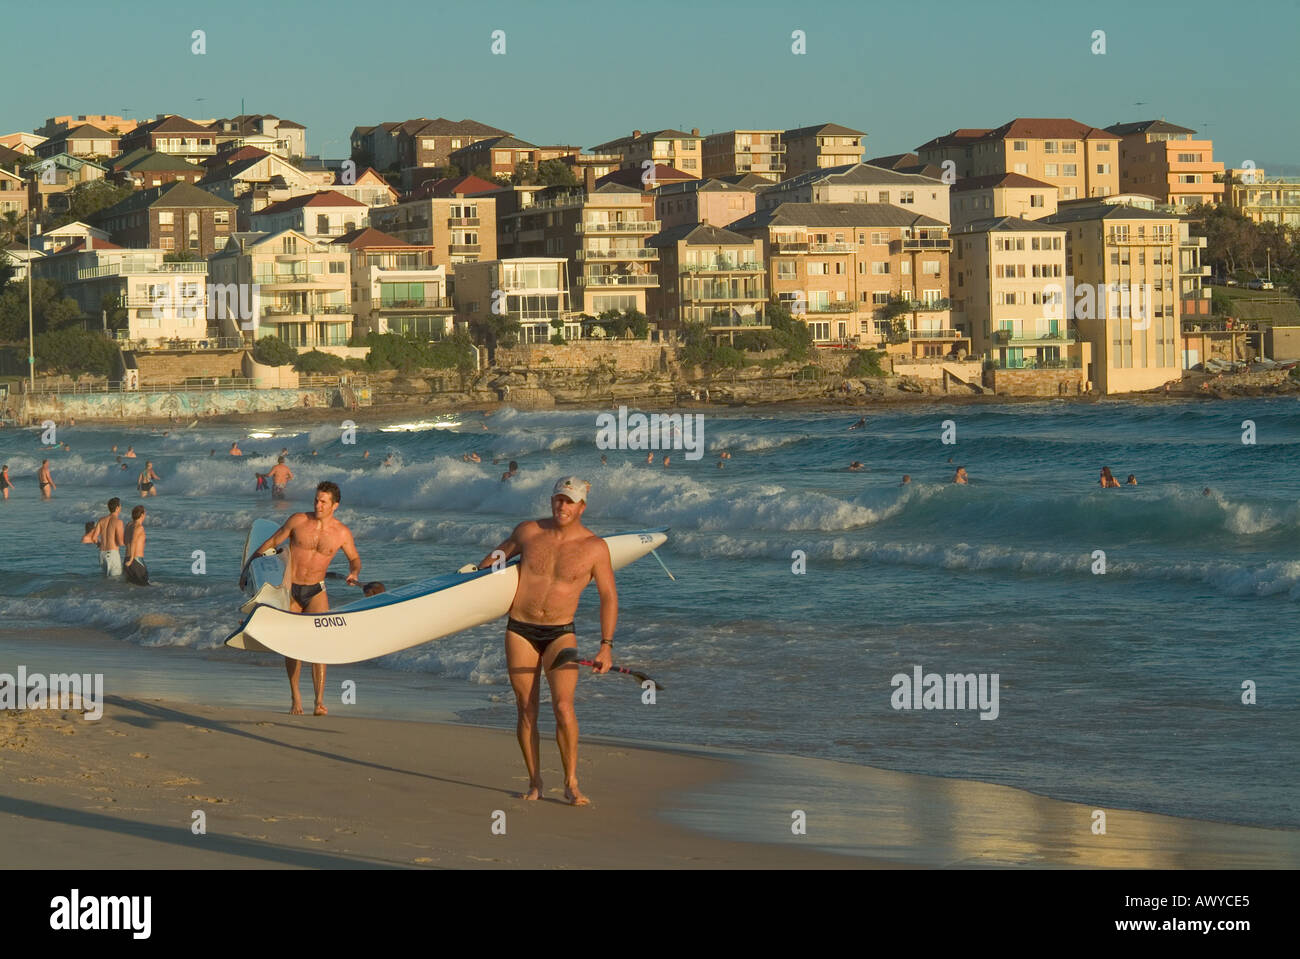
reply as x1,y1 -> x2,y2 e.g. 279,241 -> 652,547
19,386 -> 372,422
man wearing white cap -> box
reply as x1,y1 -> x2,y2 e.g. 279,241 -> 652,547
476,476 -> 616,806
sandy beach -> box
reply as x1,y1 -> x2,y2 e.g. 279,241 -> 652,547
4,686 -> 1297,869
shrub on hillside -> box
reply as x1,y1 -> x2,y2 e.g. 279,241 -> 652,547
253,335 -> 297,367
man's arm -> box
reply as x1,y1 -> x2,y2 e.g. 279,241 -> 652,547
340,527 -> 361,586
591,542 -> 618,674
254,514 -> 299,555
479,523 -> 525,569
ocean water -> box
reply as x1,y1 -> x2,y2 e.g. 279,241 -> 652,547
0,399 -> 1297,829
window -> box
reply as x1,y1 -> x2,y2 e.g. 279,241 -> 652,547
1014,163 -> 1028,175
1044,164 -> 1058,177
900,261 -> 911,275
1096,143 -> 1111,153
899,191 -> 914,205
853,192 -> 867,203
1063,187 -> 1077,199
1013,140 -> 1027,151
776,260 -> 797,279
317,215 -> 330,234
1177,153 -> 1200,163
329,261 -> 345,273
922,260 -> 940,275
878,191 -> 889,203
872,292 -> 890,305
871,232 -> 888,245
160,237 -> 173,250
1044,142 -> 1057,154
1030,194 -> 1044,207
808,321 -> 830,341
807,262 -> 827,275
214,211 -> 229,225
1097,164 -> 1111,175
1061,142 -> 1076,154
1063,165 -> 1078,178
872,262 -> 889,275
158,212 -> 174,225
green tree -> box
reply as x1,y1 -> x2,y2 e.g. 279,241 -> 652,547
549,316 -> 566,345
512,161 -> 538,186
537,159 -> 578,187
33,328 -> 120,376
845,349 -> 887,377
292,349 -> 345,374
252,334 -> 297,367
50,180 -> 133,230
0,278 -> 82,340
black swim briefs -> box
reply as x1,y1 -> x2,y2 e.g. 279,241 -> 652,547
507,617 -> 576,655
291,581 -> 326,608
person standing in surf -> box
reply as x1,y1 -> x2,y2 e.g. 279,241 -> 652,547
477,476 -> 615,806
38,459 -> 55,499
254,481 -> 362,716
267,456 -> 293,501
137,461 -> 161,497
124,506 -> 149,586
91,498 -> 125,577
1,465 -> 12,500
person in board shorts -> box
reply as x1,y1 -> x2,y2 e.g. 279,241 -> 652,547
267,456 -> 293,500
91,498 -> 125,577
124,505 -> 149,586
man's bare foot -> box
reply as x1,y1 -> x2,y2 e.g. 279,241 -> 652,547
290,701 -> 303,715
564,783 -> 590,806
314,704 -> 328,716
519,783 -> 542,800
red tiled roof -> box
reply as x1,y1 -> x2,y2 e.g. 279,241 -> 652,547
45,238 -> 124,255
332,227 -> 411,248
597,164 -> 692,189
952,172 -> 1056,192
254,190 -> 368,216
408,175 -> 501,199
988,118 -> 1120,141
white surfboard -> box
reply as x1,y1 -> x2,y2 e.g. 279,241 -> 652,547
225,528 -> 668,664
239,518 -> 292,618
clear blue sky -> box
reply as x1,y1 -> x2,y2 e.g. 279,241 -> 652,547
5,0 -> 1297,170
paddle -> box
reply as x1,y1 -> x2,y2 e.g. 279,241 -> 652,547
552,647 -> 664,690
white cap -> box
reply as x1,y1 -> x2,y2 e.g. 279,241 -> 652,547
552,476 -> 590,504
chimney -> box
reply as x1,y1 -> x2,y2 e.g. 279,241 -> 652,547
584,167 -> 596,193
691,128 -> 699,137
85,235 -> 93,250
632,130 -> 641,139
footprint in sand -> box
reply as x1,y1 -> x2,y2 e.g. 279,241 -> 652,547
130,752 -> 149,759
185,795 -> 233,804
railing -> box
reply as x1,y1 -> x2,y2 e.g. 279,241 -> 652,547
992,327 -> 1077,345
904,298 -> 951,312
449,244 -> 481,253
256,274 -> 348,285
706,316 -> 771,329
809,242 -> 854,253
986,357 -> 1082,370
118,297 -> 206,309
379,297 -> 455,310
299,374 -> 370,388
579,274 -> 657,286
771,241 -> 809,253
891,238 -> 953,252
576,220 -> 660,234
682,262 -> 764,273
114,336 -> 246,351
530,194 -> 586,211
577,248 -> 658,260
1181,319 -> 1262,333
26,377 -> 259,395
77,262 -> 208,280
806,302 -> 855,313
687,288 -> 767,302
902,328 -> 962,339
447,217 -> 480,226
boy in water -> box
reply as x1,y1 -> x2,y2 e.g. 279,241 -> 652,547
124,506 -> 149,586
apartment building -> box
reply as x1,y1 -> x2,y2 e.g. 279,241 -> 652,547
498,183 -> 659,317
36,115 -> 137,137
32,241 -> 211,346
591,129 -> 703,178
209,229 -> 352,346
34,125 -> 119,160
250,191 -> 369,239
781,124 -> 865,179
866,153 -> 943,177
366,187 -> 497,276
119,116 -> 219,163
1222,169 -> 1300,226
758,163 -> 949,223
1042,204 -> 1184,393
24,154 -> 107,215
654,178 -> 757,229
455,257 -> 574,344
350,118 -> 510,176
111,150 -> 206,190
31,221 -> 110,254
449,136 -> 539,179
950,173 -> 1058,229
919,119 -> 1120,200
94,182 -> 236,257
334,228 -> 452,340
559,152 -> 623,183
0,132 -> 45,155
646,223 -> 767,340
597,164 -> 695,191
1105,120 -> 1223,208
728,202 -> 956,349
950,217 -> 1074,367
701,130 -> 785,182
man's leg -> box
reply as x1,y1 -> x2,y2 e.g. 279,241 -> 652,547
303,588 -> 331,715
543,634 -> 587,806
285,593 -> 304,714
504,630 -> 543,799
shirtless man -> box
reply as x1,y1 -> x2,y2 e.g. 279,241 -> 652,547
38,460 -> 55,499
229,442 -> 242,456
124,446 -> 136,459
500,460 -> 518,482
267,456 -> 293,501
91,498 -> 125,578
137,461 -> 161,497
952,466 -> 969,484
1,465 -> 11,500
254,482 -> 361,716
478,477 -> 615,806
124,506 -> 149,586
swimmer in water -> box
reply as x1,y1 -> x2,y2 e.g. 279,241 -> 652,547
1125,475 -> 1138,486
848,417 -> 866,431
952,467 -> 968,484
849,461 -> 864,471
1099,467 -> 1121,488
901,474 -> 911,486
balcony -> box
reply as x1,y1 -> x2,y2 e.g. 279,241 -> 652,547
575,219 -> 660,234
808,242 -> 854,253
901,298 -> 951,312
530,194 -> 586,212
577,248 -> 658,261
378,297 -> 455,310
1181,318 -> 1262,333
119,296 -> 207,310
890,238 -> 953,253
688,287 -> 767,302
707,314 -> 770,330
579,274 -> 657,287
771,240 -> 809,253
806,302 -> 856,313
77,262 -> 207,280
903,327 -> 962,340
447,217 -> 480,226
449,244 -> 480,253
681,261 -> 764,273
1108,232 -> 1174,245
992,326 -> 1077,345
